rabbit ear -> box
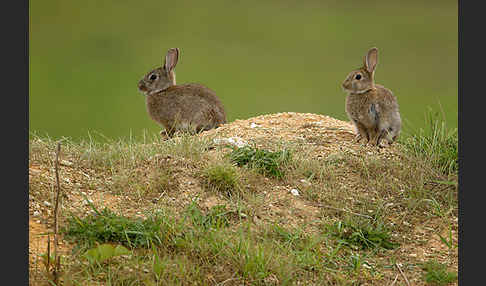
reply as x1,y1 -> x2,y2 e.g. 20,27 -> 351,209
164,48 -> 179,73
364,47 -> 378,74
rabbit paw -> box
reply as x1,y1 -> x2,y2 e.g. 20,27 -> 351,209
353,134 -> 363,143
159,130 -> 171,140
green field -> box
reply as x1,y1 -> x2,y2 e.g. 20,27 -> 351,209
29,0 -> 457,141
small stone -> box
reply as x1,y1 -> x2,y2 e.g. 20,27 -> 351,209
300,179 -> 311,186
250,122 -> 258,128
290,189 -> 300,196
43,201 -> 51,207
33,211 -> 40,217
61,160 -> 73,166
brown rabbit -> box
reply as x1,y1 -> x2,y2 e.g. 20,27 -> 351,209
138,48 -> 227,137
342,47 -> 401,146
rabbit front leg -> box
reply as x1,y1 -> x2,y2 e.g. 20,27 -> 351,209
353,121 -> 370,144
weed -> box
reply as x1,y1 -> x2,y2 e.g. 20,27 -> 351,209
83,244 -> 131,265
62,207 -> 175,250
326,219 -> 399,250
184,202 -> 236,230
228,145 -> 291,179
438,224 -> 457,251
203,163 -> 241,197
421,259 -> 457,285
402,108 -> 458,176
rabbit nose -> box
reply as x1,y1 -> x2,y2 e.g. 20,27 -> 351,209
138,80 -> 145,90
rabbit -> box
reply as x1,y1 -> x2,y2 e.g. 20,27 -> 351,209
341,47 -> 401,147
138,48 -> 227,137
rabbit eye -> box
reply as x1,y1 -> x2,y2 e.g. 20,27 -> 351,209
149,74 -> 157,81
355,74 -> 362,80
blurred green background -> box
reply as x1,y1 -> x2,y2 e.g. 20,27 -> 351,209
29,0 -> 457,141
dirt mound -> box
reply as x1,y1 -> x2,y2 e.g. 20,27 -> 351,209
29,112 -> 457,286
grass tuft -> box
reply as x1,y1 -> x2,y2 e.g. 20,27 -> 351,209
421,259 -> 457,285
203,163 -> 241,197
62,207 -> 175,250
326,219 -> 399,250
402,109 -> 458,176
228,145 -> 292,179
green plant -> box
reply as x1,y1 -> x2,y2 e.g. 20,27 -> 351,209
228,145 -> 291,179
421,259 -> 457,285
203,163 -> 241,197
184,202 -> 234,230
327,219 -> 399,250
83,244 -> 131,265
402,108 -> 458,176
62,206 -> 174,249
438,224 -> 457,251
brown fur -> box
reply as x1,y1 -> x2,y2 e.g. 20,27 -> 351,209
138,48 -> 227,137
145,83 -> 226,137
342,48 -> 401,146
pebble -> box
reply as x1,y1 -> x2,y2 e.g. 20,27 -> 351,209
290,189 -> 300,196
299,179 -> 311,186
43,201 -> 51,207
33,211 -> 40,217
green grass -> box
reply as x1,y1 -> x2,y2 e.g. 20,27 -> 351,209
421,259 -> 457,285
326,218 -> 399,251
203,163 -> 242,197
62,206 -> 177,250
29,113 -> 458,285
402,108 -> 458,177
228,145 -> 292,179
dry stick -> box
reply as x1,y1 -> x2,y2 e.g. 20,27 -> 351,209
53,142 -> 62,284
46,234 -> 51,272
314,204 -> 373,219
389,273 -> 399,286
395,263 -> 411,286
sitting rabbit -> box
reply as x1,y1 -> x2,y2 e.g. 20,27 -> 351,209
342,47 -> 401,146
138,48 -> 227,137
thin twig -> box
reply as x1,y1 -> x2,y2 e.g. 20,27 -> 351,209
216,273 -> 239,286
314,204 -> 373,219
46,234 -> 50,272
53,142 -> 62,284
389,273 -> 399,286
395,263 -> 411,286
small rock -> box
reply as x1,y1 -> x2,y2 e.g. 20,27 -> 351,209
43,201 -> 51,207
61,160 -> 73,166
290,189 -> 300,196
250,122 -> 258,128
300,179 -> 311,186
33,211 -> 40,217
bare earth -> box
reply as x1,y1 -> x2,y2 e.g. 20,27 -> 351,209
29,112 -> 458,285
